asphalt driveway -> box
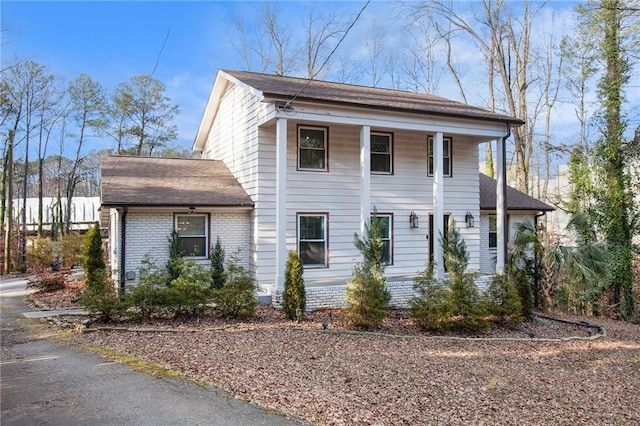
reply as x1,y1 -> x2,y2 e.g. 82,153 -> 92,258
0,277 -> 307,425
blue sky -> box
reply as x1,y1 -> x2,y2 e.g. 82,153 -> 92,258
2,1 -> 638,161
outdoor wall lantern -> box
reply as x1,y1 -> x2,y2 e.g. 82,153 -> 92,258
465,211 -> 475,228
409,211 -> 419,229
188,206 -> 196,214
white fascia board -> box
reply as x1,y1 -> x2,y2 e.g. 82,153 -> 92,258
193,70 -> 265,152
264,101 -> 509,141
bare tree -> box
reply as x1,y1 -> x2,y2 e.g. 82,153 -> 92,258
262,3 -> 299,76
408,0 -> 545,193
303,6 -> 345,79
65,74 -> 105,234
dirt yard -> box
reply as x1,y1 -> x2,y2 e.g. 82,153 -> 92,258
29,282 -> 640,426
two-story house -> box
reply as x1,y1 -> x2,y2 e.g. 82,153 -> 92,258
102,70 -> 541,309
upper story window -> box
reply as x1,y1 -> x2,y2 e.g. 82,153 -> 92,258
298,213 -> 328,267
489,215 -> 497,249
175,214 -> 208,258
371,132 -> 393,174
427,136 -> 452,177
298,126 -> 328,171
372,213 -> 393,265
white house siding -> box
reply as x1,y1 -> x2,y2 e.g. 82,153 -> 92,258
202,83 -> 265,279
244,120 -> 483,297
119,210 -> 250,291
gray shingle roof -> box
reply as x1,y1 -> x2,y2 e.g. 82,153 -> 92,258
480,173 -> 554,211
223,70 -> 523,125
100,156 -> 253,207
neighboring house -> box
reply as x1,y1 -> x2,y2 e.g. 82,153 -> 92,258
12,196 -> 101,234
102,69 -> 526,309
478,173 -> 554,274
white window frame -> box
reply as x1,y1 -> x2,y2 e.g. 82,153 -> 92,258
371,132 -> 393,174
174,214 -> 209,259
297,213 -> 328,268
298,126 -> 328,171
489,215 -> 497,249
427,136 -> 452,177
372,213 -> 393,265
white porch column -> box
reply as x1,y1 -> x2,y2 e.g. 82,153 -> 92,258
275,118 -> 288,294
433,132 -> 445,279
360,125 -> 371,235
496,137 -> 506,273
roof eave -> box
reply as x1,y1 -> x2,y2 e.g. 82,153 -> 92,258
263,93 -> 524,126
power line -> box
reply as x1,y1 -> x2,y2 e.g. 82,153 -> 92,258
285,0 -> 371,108
150,26 -> 171,77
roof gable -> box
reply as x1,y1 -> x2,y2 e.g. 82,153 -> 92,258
100,156 -> 253,208
479,173 -> 554,212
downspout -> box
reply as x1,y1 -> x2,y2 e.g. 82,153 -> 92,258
501,123 -> 511,268
119,206 -> 127,299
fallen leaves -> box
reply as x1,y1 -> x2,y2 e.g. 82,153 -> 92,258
32,285 -> 640,425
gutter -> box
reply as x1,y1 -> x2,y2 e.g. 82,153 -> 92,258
500,123 -> 511,267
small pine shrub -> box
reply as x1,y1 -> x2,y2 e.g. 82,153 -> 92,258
343,211 -> 391,330
165,261 -> 213,316
166,230 -> 184,286
343,265 -> 390,330
83,223 -> 106,287
511,267 -> 534,319
27,237 -> 55,273
209,236 -> 226,289
282,251 -> 306,321
484,273 -> 523,324
409,269 -> 450,330
440,220 -> 487,331
213,254 -> 257,319
79,269 -> 121,322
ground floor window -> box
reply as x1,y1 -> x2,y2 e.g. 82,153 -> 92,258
298,213 -> 328,267
175,214 -> 208,258
489,215 -> 497,248
371,213 -> 393,265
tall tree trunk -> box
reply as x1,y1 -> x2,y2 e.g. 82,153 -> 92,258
4,131 -> 14,274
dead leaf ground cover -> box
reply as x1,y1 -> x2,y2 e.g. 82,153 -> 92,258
29,283 -> 640,425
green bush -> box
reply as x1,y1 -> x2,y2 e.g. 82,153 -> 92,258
213,254 -> 257,319
126,257 -> 170,319
83,223 -> 105,287
209,236 -> 226,289
409,269 -> 450,330
27,237 -> 55,272
343,211 -> 391,330
484,273 -> 523,323
282,251 -> 306,320
166,230 -> 184,286
511,267 -> 534,319
165,261 -> 213,316
79,269 -> 121,322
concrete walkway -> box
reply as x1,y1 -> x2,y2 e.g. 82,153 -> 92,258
1,277 -> 309,425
